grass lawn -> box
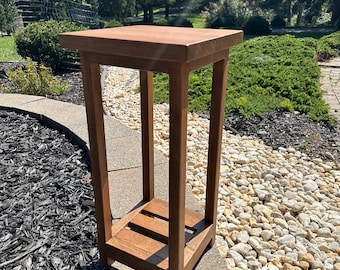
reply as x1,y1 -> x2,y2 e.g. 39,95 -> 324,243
187,14 -> 206,28
0,35 -> 22,61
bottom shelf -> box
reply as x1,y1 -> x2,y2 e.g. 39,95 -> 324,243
105,198 -> 215,270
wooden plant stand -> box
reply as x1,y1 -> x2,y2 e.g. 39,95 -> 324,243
60,25 -> 243,270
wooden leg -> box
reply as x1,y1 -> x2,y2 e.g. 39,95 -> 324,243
140,70 -> 155,201
80,52 -> 112,266
168,65 -> 189,270
205,56 -> 229,247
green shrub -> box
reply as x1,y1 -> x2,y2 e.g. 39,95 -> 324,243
167,17 -> 193,27
153,17 -> 193,28
15,20 -> 85,71
153,34 -> 333,122
226,35 -> 325,118
271,16 -> 286,27
154,18 -> 168,26
104,19 -> 123,28
243,16 -> 271,35
4,58 -> 67,96
316,31 -> 340,61
205,0 -> 250,28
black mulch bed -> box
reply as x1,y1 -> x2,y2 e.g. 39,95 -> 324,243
224,110 -> 340,163
0,109 -> 111,269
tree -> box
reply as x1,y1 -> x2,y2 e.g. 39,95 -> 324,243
99,0 -> 136,21
260,0 -> 333,26
0,0 -> 17,35
331,0 -> 340,25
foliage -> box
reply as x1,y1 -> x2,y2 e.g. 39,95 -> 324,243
205,0 -> 251,28
4,58 -> 67,96
153,34 -> 335,122
0,0 -> 18,35
0,36 -> 22,61
316,31 -> 340,60
227,35 -> 329,120
271,16 -> 286,27
99,0 -> 136,21
243,16 -> 271,35
167,16 -> 193,27
104,19 -> 123,28
15,20 -> 85,71
186,14 -> 206,28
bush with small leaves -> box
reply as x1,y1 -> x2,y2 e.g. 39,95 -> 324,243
5,58 -> 67,96
271,16 -> 286,27
243,16 -> 271,36
15,20 -> 85,71
167,17 -> 193,27
104,19 -> 123,28
153,34 -> 335,122
205,0 -> 250,29
317,31 -> 340,61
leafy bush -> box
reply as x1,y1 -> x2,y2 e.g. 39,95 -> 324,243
167,17 -> 193,27
104,19 -> 123,28
15,20 -> 85,71
205,0 -> 250,28
243,16 -> 271,35
154,17 -> 193,27
271,16 -> 286,27
4,58 -> 67,96
0,0 -> 17,35
153,34 -> 333,122
154,18 -> 168,26
316,31 -> 340,61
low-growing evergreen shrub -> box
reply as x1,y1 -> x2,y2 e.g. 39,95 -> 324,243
226,35 -> 329,120
153,34 -> 334,122
4,58 -> 67,96
104,19 -> 123,28
154,17 -> 193,27
154,18 -> 168,26
15,20 -> 85,71
167,17 -> 193,27
317,31 -> 340,60
243,16 -> 271,35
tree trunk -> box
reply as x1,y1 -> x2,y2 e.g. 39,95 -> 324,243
165,3 -> 169,19
148,4 -> 153,24
331,0 -> 340,24
143,5 -> 148,23
286,0 -> 292,26
296,0 -> 305,26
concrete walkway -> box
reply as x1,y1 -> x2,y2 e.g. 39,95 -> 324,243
0,94 -> 224,270
319,56 -> 340,121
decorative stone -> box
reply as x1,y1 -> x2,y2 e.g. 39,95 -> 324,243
248,237 -> 263,252
237,231 -> 250,243
231,243 -> 251,257
261,230 -> 274,241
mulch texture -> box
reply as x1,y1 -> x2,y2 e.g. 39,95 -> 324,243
0,109 -> 110,269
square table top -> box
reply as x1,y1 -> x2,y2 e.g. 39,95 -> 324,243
60,25 -> 243,62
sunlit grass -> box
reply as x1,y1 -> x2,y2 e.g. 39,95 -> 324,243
0,35 -> 22,61
187,14 -> 206,28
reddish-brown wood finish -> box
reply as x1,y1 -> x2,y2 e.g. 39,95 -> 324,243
140,70 -> 155,201
60,25 -> 243,270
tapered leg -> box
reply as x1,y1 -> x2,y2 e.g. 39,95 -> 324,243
140,70 -> 155,201
205,55 -> 229,247
80,52 -> 112,266
168,65 -> 189,270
